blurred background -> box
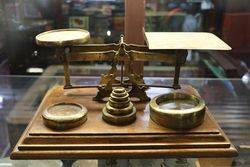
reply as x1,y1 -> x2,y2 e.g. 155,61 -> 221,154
0,0 -> 249,78
0,0 -> 250,166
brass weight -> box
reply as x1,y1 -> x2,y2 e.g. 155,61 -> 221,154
42,102 -> 87,130
149,92 -> 205,130
102,87 -> 136,125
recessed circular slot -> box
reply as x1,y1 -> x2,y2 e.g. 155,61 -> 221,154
158,99 -> 197,110
42,102 -> 87,130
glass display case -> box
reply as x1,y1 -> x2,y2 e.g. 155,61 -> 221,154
0,0 -> 249,166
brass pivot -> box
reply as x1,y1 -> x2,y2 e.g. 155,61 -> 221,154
93,35 -> 150,102
102,87 -> 136,125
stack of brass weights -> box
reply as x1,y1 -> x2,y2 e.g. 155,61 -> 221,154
102,87 -> 136,125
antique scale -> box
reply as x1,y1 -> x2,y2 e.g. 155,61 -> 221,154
11,29 -> 238,166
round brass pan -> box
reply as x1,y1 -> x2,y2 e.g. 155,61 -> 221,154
42,102 -> 87,130
36,29 -> 90,46
149,92 -> 205,130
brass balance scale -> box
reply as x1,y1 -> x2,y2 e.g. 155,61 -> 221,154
11,29 -> 238,163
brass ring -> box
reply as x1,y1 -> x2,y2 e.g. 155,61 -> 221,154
149,92 -> 205,130
112,91 -> 128,98
110,93 -> 129,102
106,102 -> 134,116
102,107 -> 136,125
108,98 -> 130,108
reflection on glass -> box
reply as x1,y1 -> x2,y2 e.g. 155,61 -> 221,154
62,0 -> 124,43
159,99 -> 196,110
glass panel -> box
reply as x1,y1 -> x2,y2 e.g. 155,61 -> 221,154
62,0 -> 124,43
0,0 -> 124,75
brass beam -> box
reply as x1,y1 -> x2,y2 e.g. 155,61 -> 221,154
68,51 -> 176,63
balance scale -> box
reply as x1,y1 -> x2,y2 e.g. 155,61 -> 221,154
11,29 -> 237,166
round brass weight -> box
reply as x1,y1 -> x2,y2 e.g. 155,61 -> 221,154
42,102 -> 87,130
149,92 -> 205,130
102,87 -> 136,125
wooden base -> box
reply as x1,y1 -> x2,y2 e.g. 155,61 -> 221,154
11,85 -> 238,160
198,158 -> 233,167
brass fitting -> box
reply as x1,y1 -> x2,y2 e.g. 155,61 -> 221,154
102,87 -> 136,125
149,92 -> 205,130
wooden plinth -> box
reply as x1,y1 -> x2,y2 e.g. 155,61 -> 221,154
11,85 -> 238,160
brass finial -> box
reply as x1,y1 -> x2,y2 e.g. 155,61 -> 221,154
102,87 -> 136,125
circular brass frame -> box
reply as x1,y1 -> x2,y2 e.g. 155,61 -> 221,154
42,102 -> 87,130
36,29 -> 90,46
110,93 -> 129,101
149,92 -> 205,130
106,102 -> 134,116
108,98 -> 130,109
102,107 -> 136,125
